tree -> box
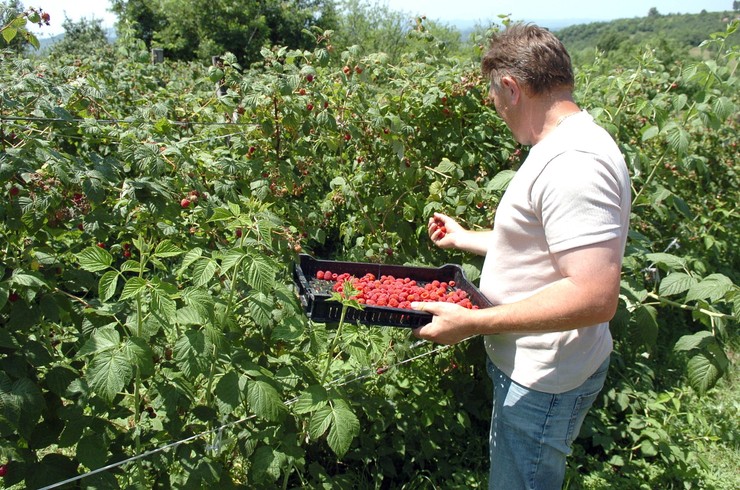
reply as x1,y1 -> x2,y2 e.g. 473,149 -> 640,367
50,17 -> 109,57
110,0 -> 339,64
734,1 -> 739,12
648,7 -> 661,17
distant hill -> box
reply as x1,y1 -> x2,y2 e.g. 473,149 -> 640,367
555,10 -> 740,53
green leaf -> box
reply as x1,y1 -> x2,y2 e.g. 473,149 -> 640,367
640,439 -> 658,457
77,327 -> 120,357
310,399 -> 360,457
77,247 -> 113,272
245,253 -> 275,292
150,286 -> 176,323
192,257 -> 218,287
632,304 -> 658,348
174,330 -> 210,378
214,371 -> 243,413
293,385 -> 329,415
308,404 -> 333,439
122,337 -> 155,378
641,125 -> 659,142
686,274 -> 734,303
251,446 -> 286,483
248,291 -> 274,327
2,26 -> 17,43
486,170 -> 515,192
674,331 -> 714,352
658,272 -> 696,297
154,240 -> 185,258
87,350 -> 134,403
436,158 -> 456,174
247,379 -> 284,421
645,252 -> 686,271
119,277 -> 148,300
686,345 -> 729,394
98,270 -> 119,302
179,247 -> 204,274
76,433 -> 108,469
10,271 -> 48,288
663,122 -> 690,154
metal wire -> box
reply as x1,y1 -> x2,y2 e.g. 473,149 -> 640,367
37,338 -> 455,489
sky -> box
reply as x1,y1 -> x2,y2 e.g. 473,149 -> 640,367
27,0 -> 734,37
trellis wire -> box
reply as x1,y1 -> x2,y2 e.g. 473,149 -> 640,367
37,339 -> 455,490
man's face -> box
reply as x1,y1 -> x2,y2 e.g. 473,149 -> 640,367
488,83 -> 511,126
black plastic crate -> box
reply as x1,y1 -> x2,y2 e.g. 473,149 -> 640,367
293,254 -> 491,328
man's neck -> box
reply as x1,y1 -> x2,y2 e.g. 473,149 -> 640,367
520,90 -> 580,146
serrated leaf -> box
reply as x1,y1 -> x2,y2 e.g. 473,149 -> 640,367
120,260 -> 143,273
87,350 -> 134,403
251,446 -> 286,483
214,371 -> 242,413
686,274 -> 734,303
174,330 -> 210,378
663,122 -> 690,155
77,247 -> 113,272
645,252 -> 686,271
98,270 -> 119,302
119,276 -> 148,300
76,433 -> 108,469
154,240 -> 184,258
245,254 -> 275,292
436,158 -> 456,174
248,291 -> 274,327
220,247 -> 248,275
308,405 -> 333,439
150,286 -> 176,323
674,331 -> 714,352
326,400 -> 360,457
486,170 -> 516,192
293,385 -> 328,415
632,304 -> 658,348
179,247 -> 204,272
122,337 -> 154,377
658,272 -> 696,297
686,345 -> 728,394
247,379 -> 283,421
640,439 -> 658,457
641,125 -> 659,142
10,272 -> 48,288
192,257 -> 218,287
175,305 -> 206,325
77,327 -> 120,357
2,26 -> 17,43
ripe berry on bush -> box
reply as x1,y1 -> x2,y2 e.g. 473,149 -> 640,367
9,186 -> 19,197
180,198 -> 191,208
0,463 -> 7,477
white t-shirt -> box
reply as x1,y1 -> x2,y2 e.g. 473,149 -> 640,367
479,111 -> 631,393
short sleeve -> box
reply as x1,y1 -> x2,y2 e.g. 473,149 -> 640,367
531,150 -> 625,253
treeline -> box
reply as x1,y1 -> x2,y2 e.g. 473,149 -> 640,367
557,9 -> 740,54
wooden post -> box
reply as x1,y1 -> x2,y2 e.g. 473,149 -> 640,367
151,48 -> 164,64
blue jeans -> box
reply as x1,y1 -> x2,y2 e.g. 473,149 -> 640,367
486,356 -> 609,490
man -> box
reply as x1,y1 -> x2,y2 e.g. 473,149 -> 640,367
410,24 -> 631,489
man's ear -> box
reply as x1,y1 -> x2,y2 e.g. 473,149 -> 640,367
500,76 -> 521,103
